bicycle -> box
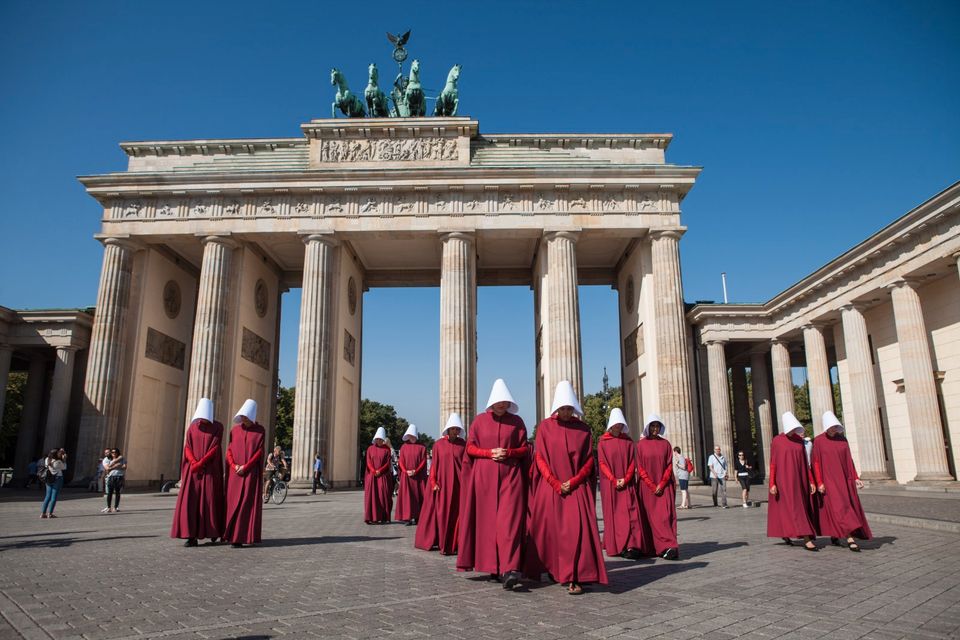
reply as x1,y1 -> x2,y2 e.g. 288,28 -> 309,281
263,469 -> 288,505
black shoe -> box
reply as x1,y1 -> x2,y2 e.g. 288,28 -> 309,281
661,548 -> 679,560
847,541 -> 861,552
803,542 -> 819,552
184,538 -> 198,547
405,520 -> 415,526
231,543 -> 243,548
502,571 -> 521,590
830,537 -> 842,547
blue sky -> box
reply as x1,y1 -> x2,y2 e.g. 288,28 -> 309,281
1,1 -> 958,434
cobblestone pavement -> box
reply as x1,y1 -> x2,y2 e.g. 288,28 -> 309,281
0,489 -> 958,640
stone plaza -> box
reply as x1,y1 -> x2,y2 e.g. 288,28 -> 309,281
1,488 -> 959,640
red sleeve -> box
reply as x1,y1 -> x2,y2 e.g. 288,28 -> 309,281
506,444 -> 529,458
637,465 -> 657,491
414,458 -> 426,474
398,459 -> 407,473
245,449 -> 262,468
599,460 -> 617,483
769,462 -> 776,488
659,462 -> 673,487
226,448 -> 236,466
807,466 -> 815,485
535,452 -> 562,493
365,451 -> 376,474
184,445 -> 197,465
376,461 -> 391,475
625,461 -> 636,484
429,455 -> 438,489
813,460 -> 824,486
466,443 -> 493,459
569,456 -> 594,490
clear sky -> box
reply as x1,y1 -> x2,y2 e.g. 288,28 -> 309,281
1,1 -> 958,434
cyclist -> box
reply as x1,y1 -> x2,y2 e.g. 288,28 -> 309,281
263,446 -> 288,503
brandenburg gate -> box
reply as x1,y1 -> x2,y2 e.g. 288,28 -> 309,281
74,116 -> 701,486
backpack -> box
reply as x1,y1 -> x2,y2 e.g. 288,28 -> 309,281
37,460 -> 48,482
685,457 -> 695,473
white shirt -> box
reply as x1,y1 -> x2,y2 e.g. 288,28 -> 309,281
707,454 -> 727,479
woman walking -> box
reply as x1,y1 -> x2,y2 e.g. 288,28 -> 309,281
736,451 -> 753,507
673,446 -> 692,509
40,449 -> 66,519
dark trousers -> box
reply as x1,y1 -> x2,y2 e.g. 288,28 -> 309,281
106,476 -> 124,508
312,473 -> 328,494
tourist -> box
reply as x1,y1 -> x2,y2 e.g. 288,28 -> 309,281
395,424 -> 427,525
527,382 -> 607,594
171,398 -> 224,547
597,408 -> 644,559
736,451 -> 753,507
673,446 -> 692,509
99,448 -> 113,512
104,448 -> 126,513
812,411 -> 872,552
223,399 -> 265,548
312,453 -> 327,495
39,449 -> 66,519
636,414 -> 680,559
364,427 -> 394,524
767,412 -> 818,551
262,445 -> 287,503
415,413 -> 466,554
707,445 -> 728,508
457,378 -> 529,590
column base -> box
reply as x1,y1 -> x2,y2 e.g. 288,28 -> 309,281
909,474 -> 956,483
859,471 -> 893,482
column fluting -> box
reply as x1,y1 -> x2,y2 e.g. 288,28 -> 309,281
803,323 -> 835,428
750,350 -> 774,477
770,339 -> 795,431
439,232 -> 477,426
707,340 -> 735,479
545,231 -> 583,399
42,346 -> 78,453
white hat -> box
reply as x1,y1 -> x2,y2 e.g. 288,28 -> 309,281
372,427 -> 387,443
606,408 -> 628,434
234,399 -> 257,423
781,412 -> 805,435
821,410 -> 844,433
550,380 -> 583,417
403,424 -> 418,441
485,378 -> 519,414
442,413 -> 464,436
192,398 -> 214,423
643,413 -> 666,438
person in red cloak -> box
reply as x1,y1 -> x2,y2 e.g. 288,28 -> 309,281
768,411 -> 819,551
415,413 -> 466,554
395,424 -> 427,525
364,427 -> 394,524
813,411 -> 872,552
171,398 -> 224,547
597,407 -> 644,560
223,399 -> 265,548
527,381 -> 608,595
635,413 -> 680,560
457,378 -> 530,590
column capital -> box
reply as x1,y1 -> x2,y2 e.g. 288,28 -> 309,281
543,230 -> 580,243
649,228 -> 686,242
198,233 -> 239,249
439,231 -> 475,244
705,339 -> 728,347
96,235 -> 143,252
55,345 -> 80,354
801,321 -> 831,333
770,337 -> 791,346
839,301 -> 870,313
885,276 -> 923,292
300,232 -> 338,248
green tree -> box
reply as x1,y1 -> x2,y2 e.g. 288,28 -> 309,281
358,399 -> 433,452
793,383 -> 813,437
0,372 -> 27,466
581,370 -> 623,442
274,386 -> 295,450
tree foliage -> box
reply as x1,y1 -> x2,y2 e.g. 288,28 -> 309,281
0,373 -> 27,466
274,386 -> 295,450
581,385 -> 623,443
358,398 -> 433,452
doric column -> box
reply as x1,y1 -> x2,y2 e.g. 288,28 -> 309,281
14,357 -> 47,480
0,345 -> 12,429
840,303 -> 889,479
439,232 -> 477,426
731,365 -> 752,460
802,323 -> 834,426
888,279 -> 953,481
770,339 -> 795,431
544,231 -> 583,398
706,340 -> 734,479
292,234 -> 338,484
650,229 -> 696,456
41,346 -> 78,452
750,350 -> 774,477
185,236 -> 237,433
75,238 -> 136,479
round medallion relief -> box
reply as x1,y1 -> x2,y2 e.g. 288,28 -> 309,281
162,280 -> 181,319
347,277 -> 358,316
624,276 -> 635,311
254,279 -> 269,318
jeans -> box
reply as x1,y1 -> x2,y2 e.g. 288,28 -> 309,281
41,476 -> 63,514
312,473 -> 328,493
711,477 -> 727,507
106,475 -> 124,509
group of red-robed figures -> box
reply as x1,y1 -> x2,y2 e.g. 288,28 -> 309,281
363,379 -> 685,595
170,398 -> 267,548
767,409 -> 873,552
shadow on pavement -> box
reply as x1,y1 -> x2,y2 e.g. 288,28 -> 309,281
858,535 -> 897,550
0,530 -> 95,540
677,516 -> 711,523
0,534 -> 159,552
605,560 -> 709,593
259,535 -> 402,547
680,540 -> 748,559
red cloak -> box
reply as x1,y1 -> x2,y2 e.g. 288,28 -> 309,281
597,432 -> 644,557
812,433 -> 872,540
456,410 -> 529,575
635,436 -> 678,556
527,416 -> 608,585
171,418 -> 225,541
395,442 -> 427,521
414,436 -> 466,553
364,444 -> 394,523
767,433 -> 817,538
223,422 -> 265,545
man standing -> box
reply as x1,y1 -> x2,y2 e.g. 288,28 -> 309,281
312,453 -> 327,495
707,446 -> 728,508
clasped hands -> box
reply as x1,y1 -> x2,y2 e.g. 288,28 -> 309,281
491,447 -> 508,462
